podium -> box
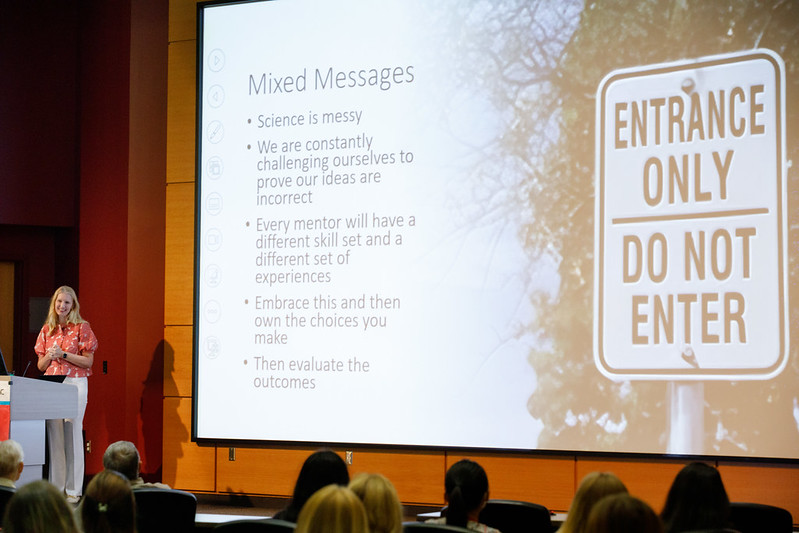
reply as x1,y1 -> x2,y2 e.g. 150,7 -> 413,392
0,376 -> 78,486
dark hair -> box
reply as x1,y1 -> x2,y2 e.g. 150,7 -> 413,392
278,449 -> 350,523
2,480 -> 80,533
81,470 -> 137,533
660,462 -> 730,533
444,459 -> 489,528
586,493 -> 663,533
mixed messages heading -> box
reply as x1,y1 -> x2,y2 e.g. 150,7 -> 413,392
249,65 -> 416,95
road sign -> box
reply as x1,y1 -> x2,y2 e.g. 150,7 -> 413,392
594,49 -> 788,380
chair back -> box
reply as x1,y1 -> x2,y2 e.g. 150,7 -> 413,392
215,518 -> 296,532
478,499 -> 552,533
0,486 -> 15,522
729,502 -> 793,533
133,487 -> 197,533
403,522 -> 472,533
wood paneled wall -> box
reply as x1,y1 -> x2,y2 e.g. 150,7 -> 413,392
164,0 -> 799,520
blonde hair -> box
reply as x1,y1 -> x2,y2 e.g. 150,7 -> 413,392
295,485 -> 369,533
45,286 -> 86,335
349,473 -> 403,533
558,472 -> 628,533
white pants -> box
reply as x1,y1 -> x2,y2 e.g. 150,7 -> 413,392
46,376 -> 88,497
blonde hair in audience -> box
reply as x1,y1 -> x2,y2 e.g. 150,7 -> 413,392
557,471 -> 628,533
2,479 -> 80,533
295,484 -> 370,533
349,473 -> 403,533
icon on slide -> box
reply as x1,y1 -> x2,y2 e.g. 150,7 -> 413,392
204,300 -> 222,323
207,156 -> 224,179
207,120 -> 224,144
208,85 -> 225,108
204,336 -> 221,359
206,192 -> 223,215
206,228 -> 223,251
207,49 -> 225,72
205,264 -> 222,288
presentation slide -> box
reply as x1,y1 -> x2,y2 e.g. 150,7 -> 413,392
194,0 -> 798,459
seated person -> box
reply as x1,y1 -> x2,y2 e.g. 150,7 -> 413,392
295,484 -> 369,533
273,449 -> 350,522
2,479 -> 80,533
349,473 -> 403,533
427,458 -> 500,533
80,470 -> 137,533
586,493 -> 663,533
660,462 -> 733,533
0,439 -> 24,489
557,471 -> 628,533
102,441 -> 170,489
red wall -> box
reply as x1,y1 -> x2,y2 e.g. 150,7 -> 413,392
77,0 -> 168,478
0,3 -> 79,227
0,1 -> 168,481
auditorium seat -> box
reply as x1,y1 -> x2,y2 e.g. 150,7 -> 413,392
0,486 -> 15,521
133,487 -> 197,533
478,499 -> 553,533
729,502 -> 793,533
403,523 -> 472,533
214,518 -> 296,532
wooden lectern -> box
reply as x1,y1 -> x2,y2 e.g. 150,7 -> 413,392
0,376 -> 78,486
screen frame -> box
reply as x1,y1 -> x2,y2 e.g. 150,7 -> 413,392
189,0 -> 798,464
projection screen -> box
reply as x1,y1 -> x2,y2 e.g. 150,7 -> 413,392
193,0 -> 799,459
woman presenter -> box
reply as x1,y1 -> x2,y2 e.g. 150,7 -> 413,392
35,286 -> 98,504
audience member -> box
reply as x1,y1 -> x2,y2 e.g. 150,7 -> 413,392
2,479 -> 80,533
557,471 -> 628,533
0,439 -> 24,488
660,462 -> 732,533
427,458 -> 500,533
80,470 -> 137,533
585,493 -> 664,533
272,448 -> 350,522
102,440 -> 170,488
295,484 -> 369,533
349,473 -> 403,533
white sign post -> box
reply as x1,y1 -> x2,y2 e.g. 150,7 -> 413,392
595,49 -> 788,383
595,50 -> 788,453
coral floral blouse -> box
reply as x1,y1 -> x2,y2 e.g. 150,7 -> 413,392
34,322 -> 98,378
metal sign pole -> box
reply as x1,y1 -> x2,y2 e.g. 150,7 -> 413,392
667,381 -> 704,455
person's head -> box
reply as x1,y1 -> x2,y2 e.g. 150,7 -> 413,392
2,479 -> 80,533
102,441 -> 140,482
0,439 -> 24,481
295,484 -> 369,533
660,462 -> 730,533
285,449 -> 350,521
349,473 -> 403,533
46,285 -> 84,331
80,470 -> 137,533
560,471 -> 628,533
443,459 -> 489,527
586,493 -> 663,533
